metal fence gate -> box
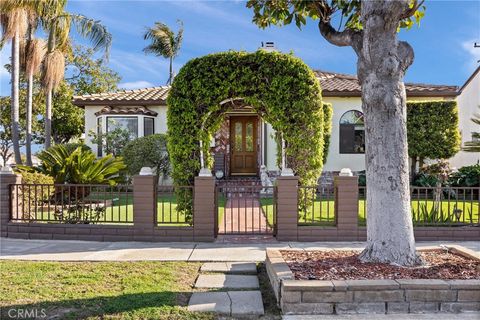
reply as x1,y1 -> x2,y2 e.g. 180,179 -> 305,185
215,183 -> 276,236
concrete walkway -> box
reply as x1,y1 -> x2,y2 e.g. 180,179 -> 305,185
1,238 -> 478,261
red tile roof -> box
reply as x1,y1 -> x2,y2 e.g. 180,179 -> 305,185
73,70 -> 458,107
315,70 -> 458,97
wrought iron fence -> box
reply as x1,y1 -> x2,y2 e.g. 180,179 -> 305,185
156,185 -> 194,226
297,185 -> 335,225
216,184 -> 276,235
10,184 -> 133,224
359,186 -> 479,226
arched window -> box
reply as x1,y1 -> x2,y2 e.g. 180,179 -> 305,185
339,110 -> 365,154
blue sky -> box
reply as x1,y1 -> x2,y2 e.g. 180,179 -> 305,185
1,0 -> 479,95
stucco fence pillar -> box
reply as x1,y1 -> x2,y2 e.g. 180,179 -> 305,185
0,171 -> 22,237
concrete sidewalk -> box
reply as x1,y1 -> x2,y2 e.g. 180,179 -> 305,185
1,238 -> 478,261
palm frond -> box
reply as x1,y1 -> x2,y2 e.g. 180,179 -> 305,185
25,38 -> 47,75
42,49 -> 64,91
172,19 -> 183,57
69,13 -> 112,59
143,21 -> 174,58
1,7 -> 28,41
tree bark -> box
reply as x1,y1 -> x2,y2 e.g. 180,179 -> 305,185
356,0 -> 421,266
26,72 -> 33,166
45,89 -> 52,149
11,34 -> 22,165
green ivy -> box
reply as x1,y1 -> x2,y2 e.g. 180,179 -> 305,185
167,50 -> 327,188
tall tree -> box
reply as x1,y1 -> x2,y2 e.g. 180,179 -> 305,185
248,0 -> 426,265
40,1 -> 112,149
463,106 -> 480,153
143,20 -> 183,85
22,16 -> 46,165
0,3 -> 29,165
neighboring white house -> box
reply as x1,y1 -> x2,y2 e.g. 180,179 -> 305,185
449,66 -> 480,168
73,66 -> 478,179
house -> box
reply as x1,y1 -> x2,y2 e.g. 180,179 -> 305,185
449,66 -> 480,168
73,60 -> 479,182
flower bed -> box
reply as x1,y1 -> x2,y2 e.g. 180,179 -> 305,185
266,246 -> 480,315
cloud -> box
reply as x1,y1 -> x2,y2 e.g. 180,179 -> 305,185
118,80 -> 155,90
462,39 -> 480,70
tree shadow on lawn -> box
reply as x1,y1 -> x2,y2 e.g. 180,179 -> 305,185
1,291 -> 211,320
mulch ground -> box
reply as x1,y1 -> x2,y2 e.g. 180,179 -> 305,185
281,249 -> 480,280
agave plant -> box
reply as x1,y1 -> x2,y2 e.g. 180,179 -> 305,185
30,144 -> 126,185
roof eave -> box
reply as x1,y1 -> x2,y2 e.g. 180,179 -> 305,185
72,100 -> 167,107
322,90 -> 458,98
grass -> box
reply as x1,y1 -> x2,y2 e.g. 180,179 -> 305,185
0,261 -> 211,320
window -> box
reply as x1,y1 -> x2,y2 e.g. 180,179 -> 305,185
339,110 -> 365,154
97,117 -> 103,157
144,117 -> 155,136
106,117 -> 138,139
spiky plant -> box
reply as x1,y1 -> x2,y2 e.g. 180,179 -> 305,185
143,20 -> 183,84
0,4 -> 29,165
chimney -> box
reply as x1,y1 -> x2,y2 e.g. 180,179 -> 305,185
260,41 -> 277,52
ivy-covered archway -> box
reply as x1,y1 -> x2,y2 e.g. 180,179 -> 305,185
167,50 -> 329,187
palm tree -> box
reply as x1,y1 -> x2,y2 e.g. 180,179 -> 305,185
143,20 -> 183,85
22,16 -> 46,165
40,5 -> 112,149
463,106 -> 480,153
0,3 -> 29,165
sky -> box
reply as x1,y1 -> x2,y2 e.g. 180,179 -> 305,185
1,0 -> 479,96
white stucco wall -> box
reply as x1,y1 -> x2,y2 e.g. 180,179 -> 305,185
450,70 -> 480,168
83,105 -> 168,156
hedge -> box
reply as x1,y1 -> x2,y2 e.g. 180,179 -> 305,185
407,100 -> 461,170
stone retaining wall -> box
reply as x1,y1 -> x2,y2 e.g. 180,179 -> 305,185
266,248 -> 480,315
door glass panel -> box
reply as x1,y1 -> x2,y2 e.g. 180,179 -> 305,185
234,122 -> 242,151
246,122 -> 254,152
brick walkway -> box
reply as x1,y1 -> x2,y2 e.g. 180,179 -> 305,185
218,194 -> 273,235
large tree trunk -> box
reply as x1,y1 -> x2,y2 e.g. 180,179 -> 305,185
26,72 -> 33,166
11,34 -> 22,165
357,1 -> 421,266
45,89 -> 52,149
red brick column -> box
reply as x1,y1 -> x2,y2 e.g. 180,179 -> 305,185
0,172 -> 22,237
334,176 -> 359,241
193,176 -> 215,242
133,175 -> 156,240
276,176 -> 299,241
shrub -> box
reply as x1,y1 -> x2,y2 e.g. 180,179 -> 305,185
33,144 -> 126,185
407,101 -> 461,174
16,171 -> 55,220
122,134 -> 170,184
449,164 -> 480,187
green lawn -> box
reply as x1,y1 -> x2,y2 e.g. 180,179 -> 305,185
0,261 -> 211,320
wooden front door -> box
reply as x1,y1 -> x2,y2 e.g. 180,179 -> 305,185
230,116 -> 258,175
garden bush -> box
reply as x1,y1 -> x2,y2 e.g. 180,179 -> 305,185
450,164 -> 480,187
22,144 -> 126,185
122,134 -> 170,184
16,171 -> 55,220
